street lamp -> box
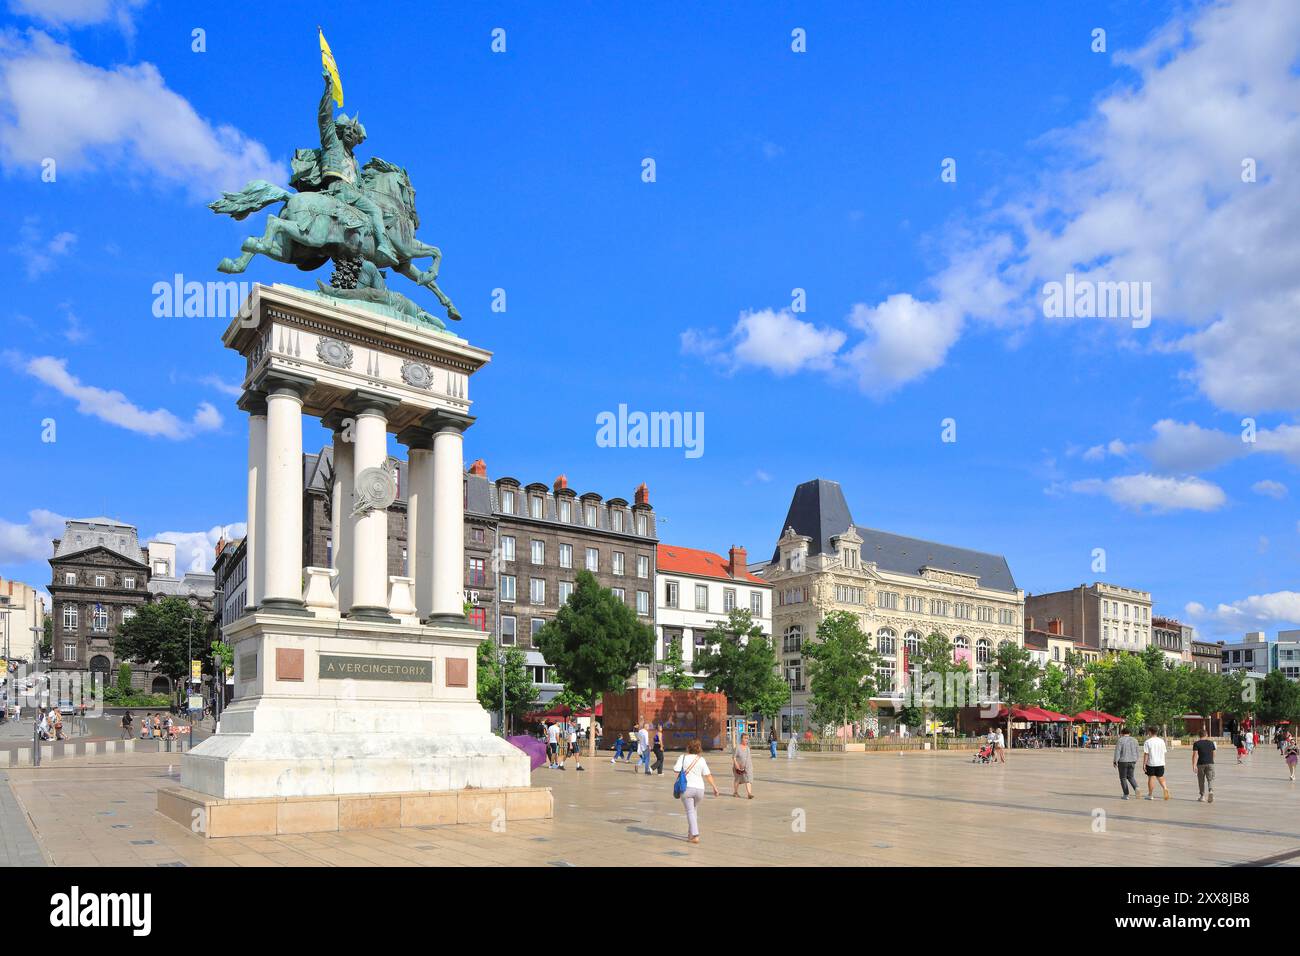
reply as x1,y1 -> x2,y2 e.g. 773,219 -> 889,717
186,593 -> 199,751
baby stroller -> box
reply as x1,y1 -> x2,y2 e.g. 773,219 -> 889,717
972,743 -> 995,764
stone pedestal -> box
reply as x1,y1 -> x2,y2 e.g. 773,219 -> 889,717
171,283 -> 537,812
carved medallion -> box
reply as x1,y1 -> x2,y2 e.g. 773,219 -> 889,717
316,337 -> 354,369
401,360 -> 434,389
352,465 -> 397,517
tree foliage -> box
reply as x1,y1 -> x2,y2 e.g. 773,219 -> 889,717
693,609 -> 790,719
114,596 -> 210,685
476,639 -> 535,731
660,636 -> 694,691
802,611 -> 881,731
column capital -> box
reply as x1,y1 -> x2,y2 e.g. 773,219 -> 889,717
237,390 -> 267,416
254,368 -> 315,400
423,408 -> 475,435
395,426 -> 435,451
341,388 -> 402,418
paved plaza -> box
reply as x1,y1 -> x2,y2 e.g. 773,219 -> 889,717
3,745 -> 1299,867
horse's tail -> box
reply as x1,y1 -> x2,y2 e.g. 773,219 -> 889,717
208,180 -> 291,221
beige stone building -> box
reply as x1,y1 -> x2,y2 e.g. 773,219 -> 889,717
0,577 -> 46,664
759,479 -> 1024,735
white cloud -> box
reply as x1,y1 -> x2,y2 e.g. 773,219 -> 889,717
1144,419 -> 1247,472
150,522 -> 246,573
199,374 -> 242,398
0,32 -> 282,193
0,508 -> 68,563
1251,479 -> 1288,499
1082,439 -> 1131,462
23,354 -> 223,439
1185,590 -> 1300,633
682,308 -> 845,376
1070,473 -> 1227,513
8,0 -> 148,36
838,0 -> 1300,409
16,220 -> 76,280
843,295 -> 963,397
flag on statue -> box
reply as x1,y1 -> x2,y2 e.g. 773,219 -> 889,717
319,27 -> 343,107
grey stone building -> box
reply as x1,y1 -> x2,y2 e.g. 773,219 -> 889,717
48,517 -> 214,695
301,448 -> 658,704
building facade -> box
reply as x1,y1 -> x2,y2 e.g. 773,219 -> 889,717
1190,639 -> 1221,673
301,448 -> 657,704
1023,616 -> 1101,668
1151,615 -> 1187,666
654,543 -> 773,687
46,517 -> 203,694
1024,582 -> 1153,653
1270,630 -> 1300,681
1218,634 -> 1270,680
761,479 -> 1025,734
0,577 -> 46,665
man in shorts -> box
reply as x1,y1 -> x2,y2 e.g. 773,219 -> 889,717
565,721 -> 584,772
1142,726 -> 1171,800
545,720 -> 561,769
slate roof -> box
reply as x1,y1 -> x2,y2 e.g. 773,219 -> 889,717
773,478 -> 1019,594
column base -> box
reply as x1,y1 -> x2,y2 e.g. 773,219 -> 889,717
258,598 -> 311,617
347,605 -> 399,624
424,612 -> 473,628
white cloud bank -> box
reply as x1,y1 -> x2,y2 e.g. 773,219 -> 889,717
1186,590 -> 1300,634
1069,474 -> 1227,513
150,522 -> 246,572
0,31 -> 282,193
683,0 -> 1300,411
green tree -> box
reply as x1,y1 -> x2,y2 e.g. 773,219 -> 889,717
1185,666 -> 1225,734
1257,670 -> 1300,728
1220,669 -> 1254,723
476,639 -> 535,734
41,617 -> 52,660
802,611 -> 881,735
114,596 -> 210,697
991,640 -> 1040,743
535,570 -> 654,755
694,609 -> 790,727
1094,653 -> 1151,728
116,662 -> 133,696
908,631 -> 971,741
1146,663 -> 1192,737
659,636 -> 694,691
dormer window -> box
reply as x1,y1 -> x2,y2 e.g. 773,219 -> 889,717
501,489 -> 516,514
529,495 -> 543,519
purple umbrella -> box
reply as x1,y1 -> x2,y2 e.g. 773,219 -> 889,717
508,735 -> 548,771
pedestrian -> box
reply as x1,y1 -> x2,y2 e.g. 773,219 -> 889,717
153,713 -> 162,739
121,710 -> 133,740
652,724 -> 665,775
993,727 -> 1006,764
1192,729 -> 1216,803
567,721 -> 584,772
1247,730 -> 1257,756
768,727 -> 778,759
545,720 -> 560,769
1114,726 -> 1140,799
1232,729 -> 1246,764
1143,726 -> 1171,800
612,732 -> 625,764
1285,736 -> 1299,782
786,730 -> 797,760
52,708 -> 64,741
637,722 -> 651,775
732,733 -> 754,799
141,712 -> 152,739
673,738 -> 719,845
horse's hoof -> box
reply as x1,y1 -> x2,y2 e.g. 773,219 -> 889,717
448,308 -> 462,322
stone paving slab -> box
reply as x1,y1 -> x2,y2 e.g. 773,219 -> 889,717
4,748 -> 1299,866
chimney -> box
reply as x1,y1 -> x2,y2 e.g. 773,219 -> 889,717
634,482 -> 650,506
553,474 -> 568,493
1048,618 -> 1063,636
469,459 -> 487,477
728,545 -> 747,578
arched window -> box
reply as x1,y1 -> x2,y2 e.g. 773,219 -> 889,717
876,628 -> 896,656
976,638 -> 992,664
89,655 -> 111,674
151,677 -> 170,694
783,624 -> 802,654
904,631 -> 921,657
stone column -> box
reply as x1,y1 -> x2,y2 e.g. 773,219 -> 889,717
258,373 -> 312,614
238,391 -> 267,609
325,414 -> 355,615
427,410 -> 474,626
347,390 -> 400,623
397,427 -> 435,619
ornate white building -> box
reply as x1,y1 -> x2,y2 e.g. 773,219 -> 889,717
760,479 -> 1025,734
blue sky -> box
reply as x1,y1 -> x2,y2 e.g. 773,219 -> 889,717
2,0 -> 1298,639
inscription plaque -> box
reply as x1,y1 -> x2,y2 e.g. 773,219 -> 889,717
319,655 -> 433,683
239,653 -> 257,682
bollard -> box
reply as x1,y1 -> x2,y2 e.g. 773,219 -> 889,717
32,721 -> 40,767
